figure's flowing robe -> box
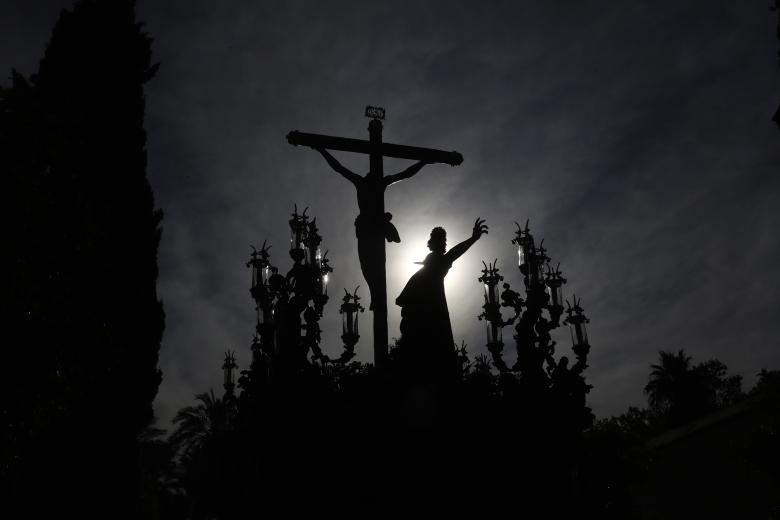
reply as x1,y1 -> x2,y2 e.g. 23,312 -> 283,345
396,251 -> 456,376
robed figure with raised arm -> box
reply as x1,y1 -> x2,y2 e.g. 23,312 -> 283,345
396,218 -> 488,380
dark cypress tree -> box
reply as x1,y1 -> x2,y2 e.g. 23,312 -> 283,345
0,1 -> 164,517
775,0 -> 779,129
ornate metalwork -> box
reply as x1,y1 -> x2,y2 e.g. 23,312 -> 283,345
222,350 -> 238,396
478,220 -> 590,378
244,206 -> 361,379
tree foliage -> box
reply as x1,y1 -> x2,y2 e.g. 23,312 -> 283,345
774,0 -> 780,128
1,1 -> 164,517
170,390 -> 234,462
644,350 -> 743,428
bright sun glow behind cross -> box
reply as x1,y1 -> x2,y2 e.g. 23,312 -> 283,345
398,236 -> 430,282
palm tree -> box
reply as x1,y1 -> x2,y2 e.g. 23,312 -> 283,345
644,350 -> 716,427
169,390 -> 238,519
169,390 -> 233,461
645,350 -> 693,411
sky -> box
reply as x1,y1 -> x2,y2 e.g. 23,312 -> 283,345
2,0 -> 779,425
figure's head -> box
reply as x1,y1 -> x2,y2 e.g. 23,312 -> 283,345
427,227 -> 446,254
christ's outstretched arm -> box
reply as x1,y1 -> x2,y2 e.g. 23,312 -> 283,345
445,218 -> 488,263
383,160 -> 429,187
314,147 -> 362,185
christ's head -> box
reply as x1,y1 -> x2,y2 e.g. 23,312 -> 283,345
427,227 -> 446,254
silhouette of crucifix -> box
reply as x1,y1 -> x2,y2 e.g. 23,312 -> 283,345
287,106 -> 463,368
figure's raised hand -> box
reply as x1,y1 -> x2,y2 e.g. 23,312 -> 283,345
444,218 -> 487,262
472,218 -> 488,240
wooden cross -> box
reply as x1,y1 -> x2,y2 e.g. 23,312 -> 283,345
287,106 -> 463,368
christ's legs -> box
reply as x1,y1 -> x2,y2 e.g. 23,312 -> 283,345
355,215 -> 389,366
354,215 -> 386,306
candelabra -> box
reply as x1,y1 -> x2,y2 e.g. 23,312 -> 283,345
477,220 -> 591,382
244,205 -> 360,380
477,220 -> 594,504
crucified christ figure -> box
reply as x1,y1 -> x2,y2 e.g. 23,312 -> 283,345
288,113 -> 462,367
313,146 -> 429,308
